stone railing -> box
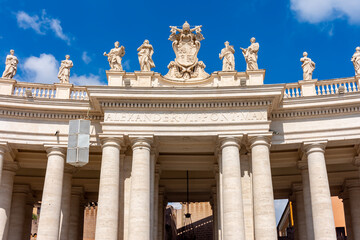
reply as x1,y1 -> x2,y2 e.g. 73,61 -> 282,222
13,82 -> 57,98
0,78 -> 89,100
284,76 -> 360,98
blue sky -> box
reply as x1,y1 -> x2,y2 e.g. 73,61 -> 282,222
1,0 -> 360,85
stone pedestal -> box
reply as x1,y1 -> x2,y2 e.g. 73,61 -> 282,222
219,135 -> 245,240
346,180 -> 360,240
249,135 -> 277,240
299,79 -> 317,97
135,71 -> 154,87
128,136 -> 153,240
8,185 -> 30,240
303,141 -> 336,240
0,162 -> 18,239
37,146 -> 66,240
95,137 -> 122,240
106,71 -> 126,86
246,69 -> 265,85
218,71 -> 238,87
55,83 -> 72,99
292,183 -> 307,240
0,78 -> 16,95
298,162 -> 314,240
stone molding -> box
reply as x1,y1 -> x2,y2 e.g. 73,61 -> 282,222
64,165 -> 78,174
3,160 -> 19,172
44,145 -> 67,158
297,161 -> 308,170
12,184 -> 31,194
302,141 -> 327,155
272,105 -> 360,119
0,109 -> 103,120
292,183 -> 303,193
218,134 -> 243,149
99,135 -> 124,149
345,179 -> 360,190
71,186 -> 84,196
101,100 -> 271,109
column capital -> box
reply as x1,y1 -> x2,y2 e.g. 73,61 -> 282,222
159,187 -> 165,195
0,142 -> 9,154
100,135 -> 124,149
345,179 -> 360,190
302,140 -> 327,155
44,145 -> 67,158
354,156 -> 360,167
71,186 -> 84,196
218,134 -> 243,149
213,163 -> 219,174
129,135 -> 153,150
292,183 -> 303,193
12,184 -> 31,194
297,161 -> 308,170
339,190 -> 350,200
248,133 -> 272,148
64,165 -> 78,174
155,164 -> 162,175
3,160 -> 19,172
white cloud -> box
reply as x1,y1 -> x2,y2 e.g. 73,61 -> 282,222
21,53 -> 102,85
70,74 -> 102,86
15,10 -> 71,44
22,53 -> 59,84
290,0 -> 360,24
82,51 -> 91,64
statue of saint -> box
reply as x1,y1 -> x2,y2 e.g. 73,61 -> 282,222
58,55 -> 73,84
219,41 -> 235,71
300,52 -> 315,80
2,49 -> 18,79
351,47 -> 360,76
104,41 -> 125,71
241,37 -> 259,71
137,40 -> 155,71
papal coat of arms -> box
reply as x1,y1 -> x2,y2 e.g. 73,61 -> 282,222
165,21 -> 210,82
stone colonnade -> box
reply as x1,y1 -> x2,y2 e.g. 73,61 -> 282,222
1,136 -> 358,239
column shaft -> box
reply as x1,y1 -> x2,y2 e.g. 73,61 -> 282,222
300,168 -> 314,240
23,201 -> 34,240
59,171 -> 73,240
158,188 -> 164,240
348,184 -> 360,240
95,138 -> 121,240
68,188 -> 83,240
220,137 -> 245,240
8,185 -> 30,240
293,185 -> 307,240
341,192 -> 353,240
0,163 -> 17,239
37,147 -> 66,240
250,136 -> 277,240
128,137 -> 152,240
305,142 -> 336,240
153,165 -> 160,240
0,146 -> 6,186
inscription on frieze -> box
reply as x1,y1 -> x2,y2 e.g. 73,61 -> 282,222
105,109 -> 267,124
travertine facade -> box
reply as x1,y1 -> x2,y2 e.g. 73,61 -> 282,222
0,23 -> 360,240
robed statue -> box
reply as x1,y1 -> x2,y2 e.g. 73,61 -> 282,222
165,21 -> 209,81
58,55 -> 73,84
2,49 -> 18,79
104,41 -> 125,71
300,52 -> 315,80
219,41 -> 235,71
137,40 -> 155,71
241,37 -> 259,71
351,47 -> 360,76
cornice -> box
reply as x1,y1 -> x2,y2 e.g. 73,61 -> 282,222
271,105 -> 360,120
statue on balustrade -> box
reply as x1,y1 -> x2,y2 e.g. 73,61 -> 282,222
58,55 -> 73,84
165,21 -> 209,81
300,52 -> 315,80
351,47 -> 360,76
137,40 -> 155,71
241,37 -> 259,71
219,41 -> 235,71
104,41 -> 125,71
2,49 -> 18,79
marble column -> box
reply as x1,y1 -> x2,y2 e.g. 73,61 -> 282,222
0,144 -> 8,186
303,141 -> 336,240
59,167 -> 75,240
0,161 -> 18,240
37,146 -> 66,240
211,187 -> 218,240
249,135 -> 277,240
340,190 -> 353,240
158,187 -> 165,240
8,185 -> 30,240
292,183 -> 307,240
297,162 -> 314,240
153,164 -> 161,240
219,135 -> 245,240
128,136 -> 153,240
23,196 -> 34,240
216,155 -> 224,240
346,180 -> 360,240
95,137 -> 122,240
68,187 -> 83,240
